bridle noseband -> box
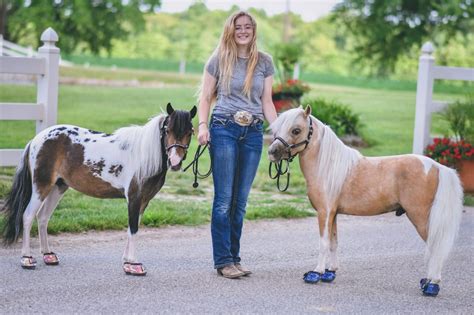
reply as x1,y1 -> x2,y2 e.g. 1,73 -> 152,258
269,117 -> 313,192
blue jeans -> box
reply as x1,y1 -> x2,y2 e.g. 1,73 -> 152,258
209,115 -> 263,269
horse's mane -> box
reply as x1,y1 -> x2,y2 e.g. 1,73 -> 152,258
313,117 -> 362,203
114,114 -> 167,183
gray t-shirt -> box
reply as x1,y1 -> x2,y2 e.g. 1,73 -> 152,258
206,51 -> 274,120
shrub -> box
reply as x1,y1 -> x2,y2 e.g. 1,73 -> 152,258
304,97 -> 363,137
441,94 -> 474,143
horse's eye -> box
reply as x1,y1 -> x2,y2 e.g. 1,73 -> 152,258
292,128 -> 301,136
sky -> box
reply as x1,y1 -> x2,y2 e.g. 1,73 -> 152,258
159,0 -> 343,22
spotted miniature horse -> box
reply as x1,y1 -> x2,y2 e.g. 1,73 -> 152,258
268,106 -> 463,296
1,103 -> 196,276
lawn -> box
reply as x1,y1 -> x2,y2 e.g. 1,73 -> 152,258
0,67 -> 472,234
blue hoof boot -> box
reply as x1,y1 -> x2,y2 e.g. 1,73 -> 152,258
321,269 -> 336,282
303,271 -> 321,284
420,278 -> 440,297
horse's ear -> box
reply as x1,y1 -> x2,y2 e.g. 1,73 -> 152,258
304,105 -> 312,117
190,106 -> 197,119
166,103 -> 174,115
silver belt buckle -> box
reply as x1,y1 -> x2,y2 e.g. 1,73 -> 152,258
233,111 -> 253,126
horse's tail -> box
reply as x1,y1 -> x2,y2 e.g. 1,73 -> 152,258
426,164 -> 463,281
1,143 -> 32,246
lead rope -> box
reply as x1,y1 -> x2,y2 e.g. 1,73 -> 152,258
268,159 -> 291,192
182,144 -> 212,188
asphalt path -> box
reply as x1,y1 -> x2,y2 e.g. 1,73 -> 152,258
1,207 -> 472,314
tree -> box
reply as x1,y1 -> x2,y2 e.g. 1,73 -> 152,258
333,0 -> 474,77
0,0 -> 161,54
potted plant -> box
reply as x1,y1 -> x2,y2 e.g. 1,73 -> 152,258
272,42 -> 310,112
272,79 -> 310,112
425,138 -> 474,192
425,95 -> 474,192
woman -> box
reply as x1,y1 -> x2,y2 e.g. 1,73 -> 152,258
197,11 -> 277,279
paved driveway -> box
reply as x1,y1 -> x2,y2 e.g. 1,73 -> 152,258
0,208 -> 472,313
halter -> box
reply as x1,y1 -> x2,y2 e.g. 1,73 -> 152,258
269,117 -> 313,192
272,117 -> 313,162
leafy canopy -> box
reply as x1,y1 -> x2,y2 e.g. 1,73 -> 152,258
333,0 -> 474,76
2,0 -> 161,54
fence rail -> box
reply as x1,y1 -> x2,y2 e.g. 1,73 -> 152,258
412,42 -> 474,155
0,28 -> 60,166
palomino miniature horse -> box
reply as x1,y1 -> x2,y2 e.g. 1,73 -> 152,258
1,103 -> 196,276
268,106 -> 463,296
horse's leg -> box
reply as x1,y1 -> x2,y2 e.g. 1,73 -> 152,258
316,208 -> 336,273
122,196 -> 146,275
36,183 -> 68,265
318,214 -> 338,283
328,215 -> 338,271
304,207 -> 337,284
20,191 -> 44,268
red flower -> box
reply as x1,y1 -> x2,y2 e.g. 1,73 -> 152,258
424,137 -> 474,169
272,79 -> 310,96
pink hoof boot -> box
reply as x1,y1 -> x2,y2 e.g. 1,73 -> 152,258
43,252 -> 60,265
21,256 -> 37,270
123,262 -> 147,276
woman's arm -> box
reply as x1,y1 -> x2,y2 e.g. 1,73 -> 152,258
197,71 -> 217,145
261,75 -> 277,125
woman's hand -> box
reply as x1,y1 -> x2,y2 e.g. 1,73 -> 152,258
198,124 -> 210,145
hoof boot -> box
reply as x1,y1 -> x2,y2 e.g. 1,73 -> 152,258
303,271 -> 321,284
21,256 -> 37,270
420,278 -> 440,297
321,269 -> 336,282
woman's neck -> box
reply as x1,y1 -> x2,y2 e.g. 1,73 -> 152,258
237,46 -> 249,58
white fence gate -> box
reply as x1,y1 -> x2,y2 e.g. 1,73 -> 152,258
412,42 -> 474,154
0,27 -> 60,166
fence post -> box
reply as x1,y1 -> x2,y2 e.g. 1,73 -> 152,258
36,27 -> 60,134
412,42 -> 435,155
0,34 -> 3,56
293,62 -> 300,80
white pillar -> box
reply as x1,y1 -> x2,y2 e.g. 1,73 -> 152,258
292,62 -> 300,80
0,34 -> 3,56
179,59 -> 186,75
412,42 -> 435,154
36,27 -> 60,133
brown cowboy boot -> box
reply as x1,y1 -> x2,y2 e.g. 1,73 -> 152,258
235,263 -> 252,276
217,265 -> 245,279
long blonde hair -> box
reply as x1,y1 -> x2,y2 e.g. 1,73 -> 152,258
199,11 -> 259,102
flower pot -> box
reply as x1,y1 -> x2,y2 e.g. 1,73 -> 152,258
458,160 -> 474,193
272,92 -> 302,113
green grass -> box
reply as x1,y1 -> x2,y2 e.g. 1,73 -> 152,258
65,55 -> 206,74
60,65 -> 201,85
0,66 -> 472,234
64,55 -> 471,94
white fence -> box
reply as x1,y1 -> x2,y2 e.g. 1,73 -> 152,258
0,27 -> 60,166
412,42 -> 474,154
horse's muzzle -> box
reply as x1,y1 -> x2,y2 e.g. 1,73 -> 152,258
268,143 -> 286,162
168,158 -> 183,171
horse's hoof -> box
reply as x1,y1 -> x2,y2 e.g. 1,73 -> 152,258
123,262 -> 147,276
303,271 -> 321,284
420,278 -> 440,296
20,256 -> 37,270
43,252 -> 60,265
321,269 -> 336,282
